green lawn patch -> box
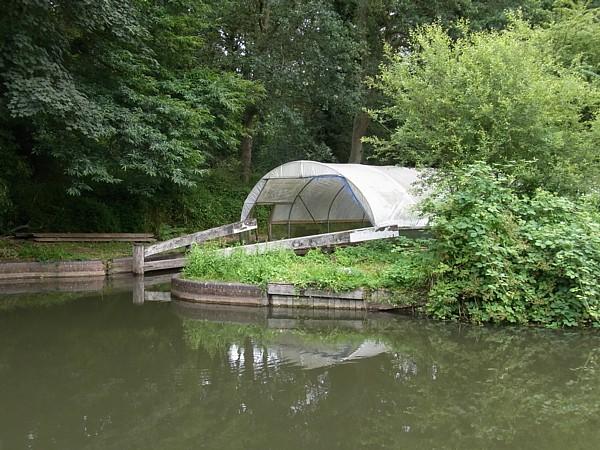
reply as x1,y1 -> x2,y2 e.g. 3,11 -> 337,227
182,238 -> 432,304
0,239 -> 131,262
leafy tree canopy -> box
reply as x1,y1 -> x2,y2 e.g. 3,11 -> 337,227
368,7 -> 600,193
0,0 -> 262,195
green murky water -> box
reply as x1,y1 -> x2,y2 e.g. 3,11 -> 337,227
0,281 -> 598,450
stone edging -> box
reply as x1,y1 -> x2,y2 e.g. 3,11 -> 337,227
0,257 -> 134,280
171,275 -> 402,311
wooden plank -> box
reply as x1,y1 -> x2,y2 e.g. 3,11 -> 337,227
220,225 -> 401,256
23,232 -> 155,243
0,260 -> 106,279
31,233 -> 154,238
143,257 -> 187,272
32,237 -> 155,242
144,219 -> 257,258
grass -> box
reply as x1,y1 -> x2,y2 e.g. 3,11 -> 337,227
0,239 -> 131,262
182,238 -> 433,302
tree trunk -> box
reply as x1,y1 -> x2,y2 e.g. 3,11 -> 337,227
348,110 -> 369,163
241,109 -> 258,183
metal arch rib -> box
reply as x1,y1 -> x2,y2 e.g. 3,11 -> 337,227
287,177 -> 316,237
326,183 -> 346,233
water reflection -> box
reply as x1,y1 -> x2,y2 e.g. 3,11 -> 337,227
0,286 -> 598,450
174,300 -> 392,371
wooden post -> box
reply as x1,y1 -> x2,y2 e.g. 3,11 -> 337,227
132,274 -> 144,305
132,243 -> 145,275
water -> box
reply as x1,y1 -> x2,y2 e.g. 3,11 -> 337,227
0,279 -> 599,450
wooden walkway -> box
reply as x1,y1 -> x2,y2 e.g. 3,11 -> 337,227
133,222 -> 407,274
132,220 -> 257,274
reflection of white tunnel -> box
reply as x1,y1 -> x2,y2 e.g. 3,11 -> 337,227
172,301 -> 390,370
266,335 -> 389,370
226,337 -> 389,371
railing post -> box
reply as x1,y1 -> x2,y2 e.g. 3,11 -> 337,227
132,243 -> 145,275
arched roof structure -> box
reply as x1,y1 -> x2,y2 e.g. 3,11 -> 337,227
241,161 -> 428,228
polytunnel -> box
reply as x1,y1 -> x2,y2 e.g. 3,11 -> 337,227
241,161 -> 429,236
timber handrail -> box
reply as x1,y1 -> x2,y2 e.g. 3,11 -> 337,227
132,219 -> 257,274
219,224 -> 409,256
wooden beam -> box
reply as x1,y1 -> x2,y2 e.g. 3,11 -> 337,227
144,219 -> 257,258
30,233 -> 154,238
18,233 -> 155,243
143,257 -> 186,272
220,225 -> 402,256
32,237 -> 156,242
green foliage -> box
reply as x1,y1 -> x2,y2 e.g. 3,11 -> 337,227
203,0 -> 364,167
545,1 -> 600,81
0,0 -> 262,196
0,0 -> 563,234
422,163 -> 600,327
183,239 -> 431,298
176,167 -> 253,230
0,181 -> 13,233
369,11 -> 600,193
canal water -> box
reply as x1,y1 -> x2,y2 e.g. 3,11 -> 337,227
0,281 -> 598,450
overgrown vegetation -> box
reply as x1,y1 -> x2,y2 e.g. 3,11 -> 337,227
183,238 -> 432,302
422,163 -> 600,328
184,162 -> 600,328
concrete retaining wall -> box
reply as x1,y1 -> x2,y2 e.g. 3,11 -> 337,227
0,257 -> 135,280
0,260 -> 106,280
171,276 -> 401,311
171,276 -> 268,307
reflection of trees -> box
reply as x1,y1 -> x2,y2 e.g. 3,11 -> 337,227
0,291 -> 598,450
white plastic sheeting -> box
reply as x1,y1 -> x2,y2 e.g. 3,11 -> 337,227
241,161 -> 428,228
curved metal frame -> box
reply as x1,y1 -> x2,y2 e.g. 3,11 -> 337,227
287,177 -> 316,238
326,183 -> 346,233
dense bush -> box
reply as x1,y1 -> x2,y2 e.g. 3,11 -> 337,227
422,163 -> 600,327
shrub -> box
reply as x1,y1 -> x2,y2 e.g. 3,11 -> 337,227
422,163 -> 600,327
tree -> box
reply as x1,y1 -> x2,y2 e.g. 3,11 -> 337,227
368,12 -> 600,193
0,1 -> 260,192
333,0 -> 553,163
202,0 -> 363,178
0,0 -> 261,231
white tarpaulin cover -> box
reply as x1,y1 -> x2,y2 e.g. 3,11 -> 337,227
241,161 -> 428,228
